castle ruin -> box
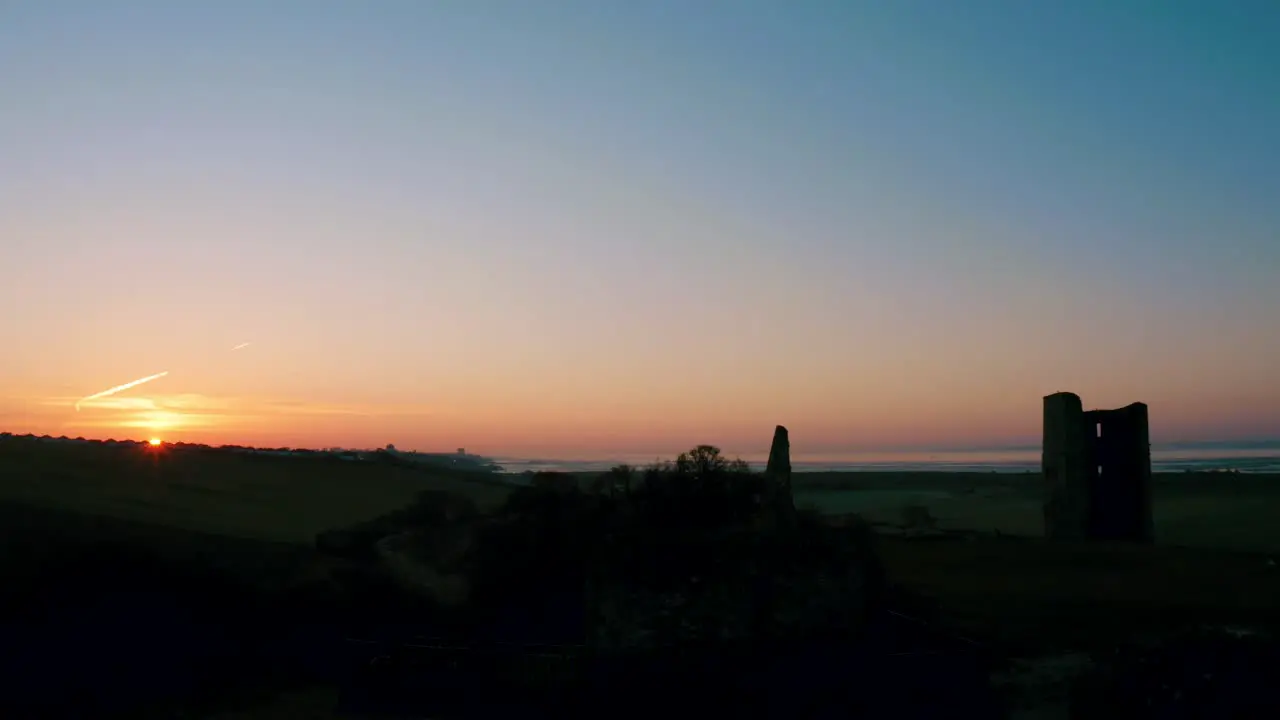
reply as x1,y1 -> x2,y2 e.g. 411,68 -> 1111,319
1042,392 -> 1153,543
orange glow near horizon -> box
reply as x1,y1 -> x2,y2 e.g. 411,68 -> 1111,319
3,376 -> 1279,460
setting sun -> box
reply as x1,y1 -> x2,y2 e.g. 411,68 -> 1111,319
148,438 -> 162,447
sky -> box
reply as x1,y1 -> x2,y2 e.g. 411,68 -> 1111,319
1,0 -> 1278,459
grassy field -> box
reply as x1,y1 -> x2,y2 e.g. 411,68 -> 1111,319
791,470 -> 1280,659
875,533 -> 1280,654
4,437 -> 1280,715
0,437 -> 511,544
793,470 -> 1280,553
0,437 -> 510,716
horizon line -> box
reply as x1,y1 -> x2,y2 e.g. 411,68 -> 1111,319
5,430 -> 1280,457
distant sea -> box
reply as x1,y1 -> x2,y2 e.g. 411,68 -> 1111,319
492,441 -> 1280,475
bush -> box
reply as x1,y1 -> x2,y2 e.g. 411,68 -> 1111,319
629,446 -> 768,531
467,445 -> 885,650
476,484 -> 609,586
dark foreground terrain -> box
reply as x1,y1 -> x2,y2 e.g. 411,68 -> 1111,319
0,499 -> 1000,718
4,438 -> 1280,717
5,496 -> 1280,718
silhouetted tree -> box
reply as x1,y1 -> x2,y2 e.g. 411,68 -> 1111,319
675,444 -> 750,476
629,445 -> 762,532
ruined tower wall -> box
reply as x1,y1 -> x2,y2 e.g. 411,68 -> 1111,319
1131,403 -> 1154,542
1084,404 -> 1153,543
1042,392 -> 1090,540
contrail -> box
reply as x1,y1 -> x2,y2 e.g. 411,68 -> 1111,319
75,371 -> 170,412
231,342 -> 251,351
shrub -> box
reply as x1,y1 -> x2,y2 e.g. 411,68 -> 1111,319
467,445 -> 884,650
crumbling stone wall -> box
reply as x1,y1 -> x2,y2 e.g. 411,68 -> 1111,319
1042,393 -> 1153,543
1043,393 -> 1091,541
1084,403 -> 1153,542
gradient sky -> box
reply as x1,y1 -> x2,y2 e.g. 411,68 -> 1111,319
2,1 -> 1278,458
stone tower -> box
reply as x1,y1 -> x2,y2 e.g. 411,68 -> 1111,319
1042,392 -> 1153,543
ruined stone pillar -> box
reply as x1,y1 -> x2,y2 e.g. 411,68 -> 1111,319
766,425 -> 791,486
765,425 -> 795,517
1043,392 -> 1090,540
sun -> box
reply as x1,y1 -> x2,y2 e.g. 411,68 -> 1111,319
148,437 -> 163,447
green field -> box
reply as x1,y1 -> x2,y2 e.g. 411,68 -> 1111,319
0,437 -> 510,544
789,470 -> 1280,660
793,470 -> 1280,553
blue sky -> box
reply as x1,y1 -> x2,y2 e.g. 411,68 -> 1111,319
1,1 -> 1277,454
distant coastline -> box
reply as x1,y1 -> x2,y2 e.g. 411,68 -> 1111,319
494,444 -> 1280,475
4,432 -> 1277,475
